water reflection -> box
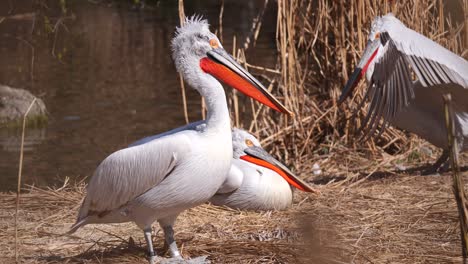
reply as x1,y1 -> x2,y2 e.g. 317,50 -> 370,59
0,128 -> 46,152
0,0 -> 277,190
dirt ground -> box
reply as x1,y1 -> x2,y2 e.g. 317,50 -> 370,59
1,166 -> 466,264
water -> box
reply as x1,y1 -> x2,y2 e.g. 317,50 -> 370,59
0,0 -> 278,191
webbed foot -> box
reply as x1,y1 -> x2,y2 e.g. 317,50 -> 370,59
158,256 -> 209,264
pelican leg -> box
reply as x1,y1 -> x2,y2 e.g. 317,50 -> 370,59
163,225 -> 181,258
144,227 -> 158,264
158,216 -> 182,258
423,149 -> 449,175
158,216 -> 210,264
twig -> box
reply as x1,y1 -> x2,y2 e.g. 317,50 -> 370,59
443,93 -> 468,262
178,0 -> 189,124
243,0 -> 269,50
218,0 -> 224,43
15,97 -> 37,263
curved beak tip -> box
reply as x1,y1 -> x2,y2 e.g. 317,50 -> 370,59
309,187 -> 321,195
242,147 -> 319,194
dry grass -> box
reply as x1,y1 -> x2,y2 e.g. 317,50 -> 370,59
1,182 -> 303,263
2,169 -> 467,263
306,172 -> 465,264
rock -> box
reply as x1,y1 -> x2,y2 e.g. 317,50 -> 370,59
312,163 -> 322,175
0,85 -> 47,127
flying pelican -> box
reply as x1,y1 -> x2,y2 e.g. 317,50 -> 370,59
339,13 -> 468,173
210,128 -> 319,210
68,16 -> 291,263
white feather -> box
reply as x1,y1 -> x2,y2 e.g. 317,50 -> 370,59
210,129 -> 293,211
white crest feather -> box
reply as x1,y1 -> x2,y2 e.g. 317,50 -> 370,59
174,15 -> 209,37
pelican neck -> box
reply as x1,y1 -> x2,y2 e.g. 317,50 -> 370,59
199,78 -> 231,133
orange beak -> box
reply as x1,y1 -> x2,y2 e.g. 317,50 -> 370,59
240,146 -> 319,193
339,39 -> 380,104
200,48 -> 293,116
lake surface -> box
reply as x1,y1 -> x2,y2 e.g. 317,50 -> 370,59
0,0 -> 278,191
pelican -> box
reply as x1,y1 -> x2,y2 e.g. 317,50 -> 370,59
210,128 -> 319,210
133,128 -> 319,210
339,13 -> 468,173
68,16 -> 291,263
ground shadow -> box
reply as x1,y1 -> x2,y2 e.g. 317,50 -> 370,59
31,236 -> 198,264
33,240 -> 148,263
311,164 -> 468,185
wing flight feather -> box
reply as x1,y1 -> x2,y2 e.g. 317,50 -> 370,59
355,31 -> 466,138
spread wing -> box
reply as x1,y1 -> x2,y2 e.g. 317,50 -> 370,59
77,130 -> 194,220
358,34 -> 414,137
357,31 -> 468,138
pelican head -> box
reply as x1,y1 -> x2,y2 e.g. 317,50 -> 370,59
232,128 -> 317,193
172,16 -> 221,79
172,16 -> 292,115
339,13 -> 398,104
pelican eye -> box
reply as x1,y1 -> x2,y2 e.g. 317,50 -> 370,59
245,139 -> 254,147
209,38 -> 219,48
375,32 -> 380,39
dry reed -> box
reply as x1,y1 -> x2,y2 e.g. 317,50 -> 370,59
178,0 -> 190,124
15,97 -> 37,263
225,0 -> 466,183
444,94 -> 468,260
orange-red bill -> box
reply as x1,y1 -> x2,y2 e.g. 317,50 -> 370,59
361,47 -> 379,76
240,155 -> 318,193
200,48 -> 293,116
339,40 -> 380,105
338,47 -> 379,105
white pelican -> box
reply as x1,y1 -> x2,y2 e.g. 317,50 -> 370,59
133,128 -> 319,211
68,16 -> 291,263
210,128 -> 319,210
339,13 -> 468,173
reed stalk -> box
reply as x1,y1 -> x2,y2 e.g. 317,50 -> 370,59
15,98 -> 37,263
443,94 -> 468,261
178,0 -> 189,124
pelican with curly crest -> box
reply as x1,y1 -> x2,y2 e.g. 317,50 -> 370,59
68,16 -> 292,263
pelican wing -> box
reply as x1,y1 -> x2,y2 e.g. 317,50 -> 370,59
390,17 -> 468,89
78,131 -> 194,220
359,29 -> 468,137
359,34 -> 415,136
129,120 -> 205,147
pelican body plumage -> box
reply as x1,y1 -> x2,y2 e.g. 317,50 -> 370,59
210,128 -> 319,211
135,127 -> 319,211
69,16 -> 291,263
